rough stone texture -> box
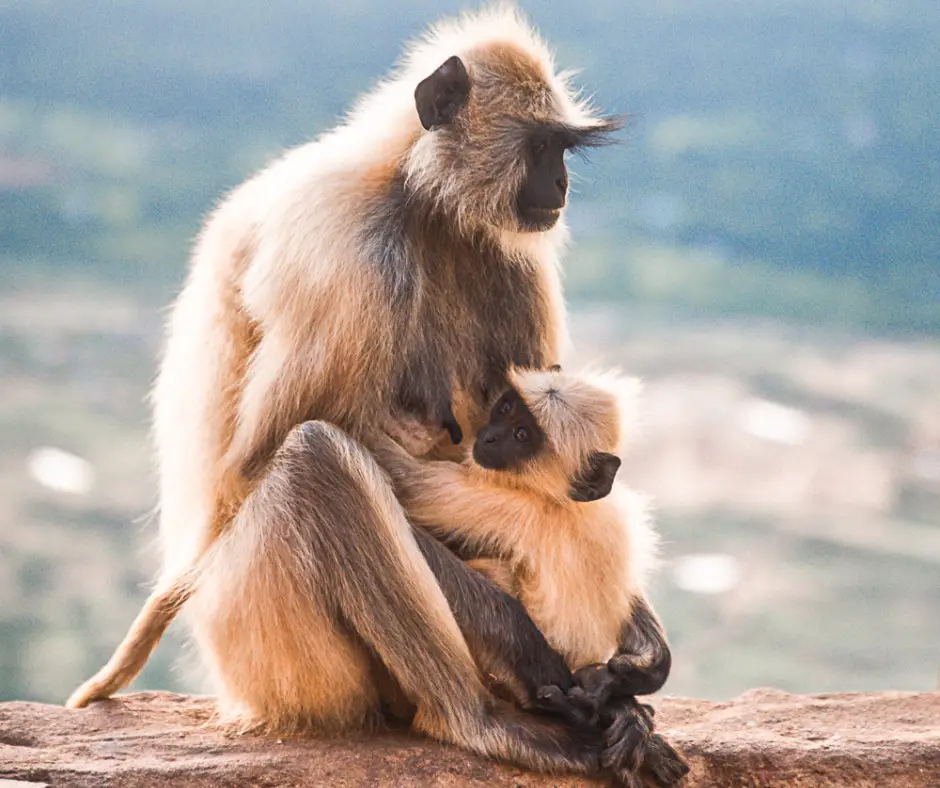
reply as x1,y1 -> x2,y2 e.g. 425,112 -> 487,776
0,689 -> 937,787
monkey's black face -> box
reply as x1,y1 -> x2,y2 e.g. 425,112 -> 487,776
413,57 -> 623,234
473,387 -> 547,470
516,130 -> 569,231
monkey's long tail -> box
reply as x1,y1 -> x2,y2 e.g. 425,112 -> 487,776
65,569 -> 196,709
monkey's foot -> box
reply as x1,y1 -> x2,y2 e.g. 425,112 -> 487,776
601,701 -> 652,773
639,733 -> 690,786
603,705 -> 688,787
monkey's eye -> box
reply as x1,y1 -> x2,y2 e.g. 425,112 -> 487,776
514,427 -> 530,443
530,138 -> 548,156
498,399 -> 512,416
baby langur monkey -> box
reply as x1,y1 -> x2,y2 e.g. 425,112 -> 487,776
373,366 -> 689,787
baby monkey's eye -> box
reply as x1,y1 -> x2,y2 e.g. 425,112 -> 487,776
514,427 -> 530,443
498,400 -> 512,415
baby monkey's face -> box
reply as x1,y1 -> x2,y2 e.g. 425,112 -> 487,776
472,387 -> 547,471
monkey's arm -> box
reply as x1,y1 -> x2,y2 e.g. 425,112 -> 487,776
223,328 -> 306,484
371,437 -> 576,710
372,436 -> 530,552
411,525 -> 574,710
556,598 -> 671,705
607,596 -> 672,696
222,291 -> 396,488
224,318 -> 458,494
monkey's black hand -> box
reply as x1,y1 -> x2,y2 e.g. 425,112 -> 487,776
441,409 -> 463,445
569,663 -> 644,724
473,593 -> 575,713
535,664 -> 645,730
603,699 -> 688,786
533,684 -> 593,728
515,647 -> 573,709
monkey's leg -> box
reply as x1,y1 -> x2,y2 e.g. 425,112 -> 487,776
191,421 -> 602,774
607,597 -> 672,697
464,557 -> 518,595
412,528 -> 574,708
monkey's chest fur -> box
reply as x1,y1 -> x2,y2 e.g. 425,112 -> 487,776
365,182 -> 555,426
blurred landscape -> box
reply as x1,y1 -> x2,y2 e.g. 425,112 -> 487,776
1,0 -> 937,704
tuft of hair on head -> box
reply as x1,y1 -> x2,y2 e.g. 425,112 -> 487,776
364,2 -> 625,235
506,364 -> 641,477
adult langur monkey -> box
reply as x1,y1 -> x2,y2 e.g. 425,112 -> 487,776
66,5 -> 660,778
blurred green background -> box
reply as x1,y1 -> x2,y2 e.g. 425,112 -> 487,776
1,0 -> 937,704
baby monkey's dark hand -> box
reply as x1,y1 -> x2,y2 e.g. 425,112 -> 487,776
571,663 -> 649,725
533,684 -> 593,728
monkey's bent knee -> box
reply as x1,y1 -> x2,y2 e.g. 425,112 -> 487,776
259,419 -> 401,539
278,420 -> 378,473
286,419 -> 348,452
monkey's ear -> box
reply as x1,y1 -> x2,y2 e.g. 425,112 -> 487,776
569,452 -> 621,503
415,56 -> 471,131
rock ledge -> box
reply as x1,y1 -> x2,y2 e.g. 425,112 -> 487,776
1,690 -> 937,787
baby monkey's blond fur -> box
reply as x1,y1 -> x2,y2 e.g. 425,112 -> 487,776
376,366 -> 663,672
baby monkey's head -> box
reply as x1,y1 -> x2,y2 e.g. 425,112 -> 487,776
472,365 -> 638,503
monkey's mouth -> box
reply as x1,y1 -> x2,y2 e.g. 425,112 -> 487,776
517,207 -> 561,232
472,443 -> 511,471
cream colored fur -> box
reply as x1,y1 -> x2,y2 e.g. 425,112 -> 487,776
66,7 -> 608,758
377,367 -> 660,671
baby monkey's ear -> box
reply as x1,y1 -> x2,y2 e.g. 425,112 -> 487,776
568,452 -> 621,502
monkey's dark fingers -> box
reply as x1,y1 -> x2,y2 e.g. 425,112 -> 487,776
442,414 -> 463,445
571,664 -> 619,724
573,662 -> 613,692
640,734 -> 690,786
613,768 -> 645,788
564,686 -> 605,727
533,685 -> 594,728
604,703 -> 651,746
623,696 -> 656,729
602,705 -> 652,773
566,685 -> 597,710
603,723 -> 648,775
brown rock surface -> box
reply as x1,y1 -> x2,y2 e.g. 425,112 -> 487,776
0,689 -> 937,787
